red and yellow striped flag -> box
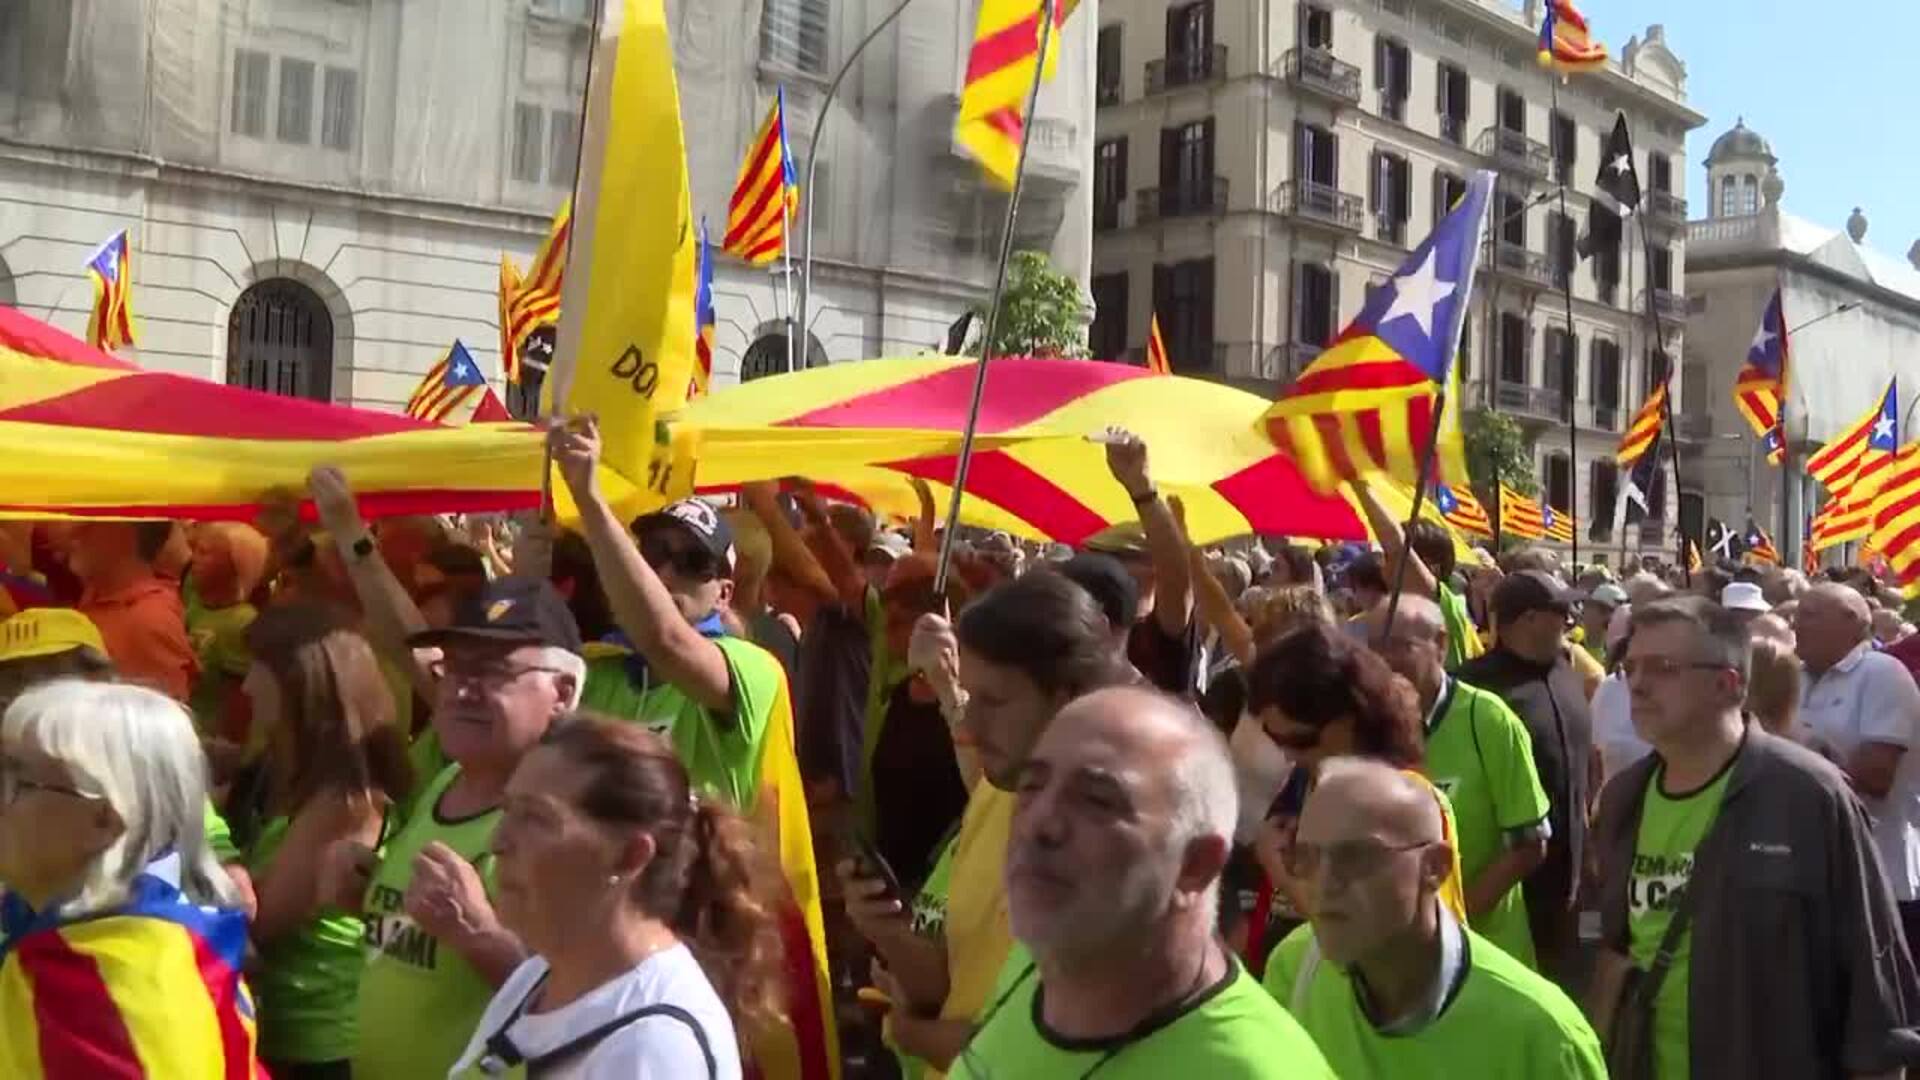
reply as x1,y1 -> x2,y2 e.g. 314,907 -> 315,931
502,201 -> 571,384
724,90 -> 801,266
1870,443 -> 1920,595
1498,483 -> 1546,540
1145,313 -> 1171,375
955,0 -> 1080,189
1616,379 -> 1667,466
1685,535 -> 1703,573
85,230 -> 137,354
1544,504 -> 1576,543
691,218 -> 716,399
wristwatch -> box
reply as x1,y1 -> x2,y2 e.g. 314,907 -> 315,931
348,534 -> 377,562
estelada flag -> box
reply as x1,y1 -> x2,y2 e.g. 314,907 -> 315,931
502,201 -> 572,385
0,854 -> 266,1078
1145,314 -> 1171,375
1616,379 -> 1667,467
955,0 -> 1080,188
1435,482 -> 1492,539
1543,504 -> 1576,543
85,229 -> 137,354
1538,0 -> 1608,72
692,218 -> 716,399
1745,520 -> 1780,565
724,90 -> 801,266
1734,288 -> 1790,464
1499,484 -> 1546,540
1808,378 -> 1898,498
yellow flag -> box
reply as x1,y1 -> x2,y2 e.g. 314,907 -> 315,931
545,0 -> 698,507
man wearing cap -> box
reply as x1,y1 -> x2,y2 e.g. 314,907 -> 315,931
1580,583 -> 1628,664
1455,570 -> 1594,990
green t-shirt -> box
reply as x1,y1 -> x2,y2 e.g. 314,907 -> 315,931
858,586 -> 905,833
1630,756 -> 1735,1080
1423,679 -> 1551,966
186,600 -> 257,733
579,635 -> 783,812
1437,582 -> 1482,669
204,799 -> 240,863
894,828 -> 962,1080
248,814 -> 368,1064
1262,923 -> 1605,1079
353,763 -> 502,1080
952,947 -> 1334,1079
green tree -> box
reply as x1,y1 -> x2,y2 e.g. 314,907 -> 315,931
968,250 -> 1088,359
1463,408 -> 1536,504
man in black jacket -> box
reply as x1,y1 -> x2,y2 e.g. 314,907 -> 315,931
1456,570 -> 1592,989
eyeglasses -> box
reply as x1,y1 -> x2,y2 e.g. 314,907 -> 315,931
0,759 -> 104,807
1285,839 -> 1434,885
638,532 -> 718,582
1620,657 -> 1731,682
431,659 -> 569,691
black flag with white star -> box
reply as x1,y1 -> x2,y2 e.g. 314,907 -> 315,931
1597,113 -> 1642,211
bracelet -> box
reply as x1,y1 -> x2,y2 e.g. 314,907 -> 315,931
1129,487 -> 1159,507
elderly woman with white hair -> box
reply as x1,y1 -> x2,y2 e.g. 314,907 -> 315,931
0,680 -> 263,1075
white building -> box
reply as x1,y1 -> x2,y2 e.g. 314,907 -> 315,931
0,0 -> 1096,413
1683,118 -> 1920,565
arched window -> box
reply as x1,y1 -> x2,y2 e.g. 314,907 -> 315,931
227,279 -> 333,401
1741,174 -> 1760,215
739,328 -> 826,383
1718,175 -> 1740,218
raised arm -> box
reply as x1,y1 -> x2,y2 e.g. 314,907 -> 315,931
1106,430 -> 1192,637
1353,480 -> 1438,600
742,481 -> 838,606
794,482 -> 869,610
909,476 -> 938,553
1173,497 -> 1255,666
308,467 -> 438,703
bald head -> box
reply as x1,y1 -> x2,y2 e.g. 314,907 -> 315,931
1807,582 -> 1871,627
1797,583 -> 1873,673
1365,594 -> 1443,638
1295,756 -> 1454,968
1308,756 -> 1445,846
1363,594 -> 1447,694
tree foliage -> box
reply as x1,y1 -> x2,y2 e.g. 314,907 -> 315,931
1463,408 -> 1537,503
968,250 -> 1088,359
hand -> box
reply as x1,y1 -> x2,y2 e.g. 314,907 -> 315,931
404,842 -> 499,945
741,480 -> 781,515
318,838 -> 380,912
1252,814 -> 1299,900
1103,427 -> 1152,499
547,416 -> 603,504
1167,494 -> 1190,538
255,485 -> 305,544
907,612 -> 958,685
836,858 -> 908,945
907,476 -> 935,509
307,466 -> 365,542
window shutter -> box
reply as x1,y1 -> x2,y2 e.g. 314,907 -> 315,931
1165,4 -> 1180,57
1375,37 -> 1387,90
1328,266 -> 1342,339
1394,156 -> 1410,221
1435,60 -> 1447,114
1116,137 -> 1129,193
1160,126 -> 1178,189
1202,117 -> 1216,183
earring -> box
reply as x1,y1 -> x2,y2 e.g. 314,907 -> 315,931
607,874 -> 623,887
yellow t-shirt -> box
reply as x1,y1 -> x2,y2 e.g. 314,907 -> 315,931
930,779 -> 1018,1080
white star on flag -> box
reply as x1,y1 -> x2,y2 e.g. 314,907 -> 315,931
1750,326 -> 1774,354
1609,154 -> 1632,176
1874,414 -> 1896,443
1379,250 -> 1455,340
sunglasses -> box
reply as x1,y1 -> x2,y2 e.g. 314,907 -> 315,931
639,532 -> 719,582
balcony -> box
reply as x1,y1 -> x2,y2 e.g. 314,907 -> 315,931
1642,287 -> 1688,323
1496,380 -> 1570,422
1375,213 -> 1408,248
1279,342 -> 1324,381
1487,240 -> 1552,289
1136,177 -> 1229,224
1646,189 -> 1687,227
1270,179 -> 1363,232
1674,412 -> 1714,440
1281,47 -> 1361,105
1147,44 -> 1226,95
1475,127 -> 1551,179
1217,342 -> 1288,383
1589,404 -> 1622,431
1439,114 -> 1468,146
1097,77 -> 1122,107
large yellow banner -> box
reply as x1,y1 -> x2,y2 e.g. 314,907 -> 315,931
545,0 -> 698,507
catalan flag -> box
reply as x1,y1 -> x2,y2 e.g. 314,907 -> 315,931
1804,523 -> 1822,574
0,854 -> 265,1078
1537,0 -> 1608,72
1145,313 -> 1171,375
1745,520 -> 1780,565
1263,171 -> 1494,494
1499,483 -> 1547,540
1684,535 -> 1703,573
1808,378 -> 1898,498
692,218 -> 716,399
1734,288 -> 1790,464
502,200 -> 572,384
1870,442 -> 1920,596
85,229 -> 137,353
1616,378 -> 1667,467
955,0 -> 1080,189
1436,482 -> 1492,539
724,89 -> 801,266
404,341 -> 506,425
1543,504 -> 1576,543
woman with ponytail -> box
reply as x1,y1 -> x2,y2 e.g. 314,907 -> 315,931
450,714 -> 785,1079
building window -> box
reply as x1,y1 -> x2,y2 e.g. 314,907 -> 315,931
1589,203 -> 1622,304
1094,138 -> 1128,230
1647,462 -> 1668,519
1097,25 -> 1123,105
760,0 -> 829,76
1548,211 -> 1575,289
1296,122 -> 1337,186
227,278 -> 334,402
1159,119 -> 1215,214
1153,259 -> 1215,373
1497,86 -> 1525,134
1090,273 -> 1129,361
529,0 -> 591,18
1544,453 -> 1572,513
1550,110 -> 1576,183
1301,3 -> 1332,49
1544,327 -> 1577,415
1591,337 -> 1621,412
1371,151 -> 1410,245
1497,191 -> 1526,247
1457,313 -> 1472,380
1741,175 -> 1759,214
276,58 -> 314,144
1643,347 -> 1668,397
1649,243 -> 1673,291
1436,62 -> 1468,144
548,109 -> 579,189
1681,360 -> 1709,417
230,50 -> 270,137
1590,460 -> 1619,535
1433,170 -> 1465,230
321,67 -> 357,151
1167,0 -> 1215,79
1648,152 -> 1673,194
1498,312 -> 1528,384
1375,36 -> 1410,122
511,103 -> 544,184
1296,263 -> 1337,347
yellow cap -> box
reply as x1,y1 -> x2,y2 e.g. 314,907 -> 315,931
0,609 -> 108,664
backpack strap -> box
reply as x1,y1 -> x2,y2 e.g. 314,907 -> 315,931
475,974 -> 717,1080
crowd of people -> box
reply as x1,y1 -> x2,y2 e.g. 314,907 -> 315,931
2,417 -> 1920,1078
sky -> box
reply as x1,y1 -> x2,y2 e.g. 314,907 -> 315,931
1590,0 -> 1918,255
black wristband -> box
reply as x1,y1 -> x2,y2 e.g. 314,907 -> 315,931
350,534 -> 377,561
1130,488 -> 1159,507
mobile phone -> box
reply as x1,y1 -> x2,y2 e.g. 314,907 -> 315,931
844,827 -> 904,900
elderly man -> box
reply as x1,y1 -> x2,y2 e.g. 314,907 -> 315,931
952,687 -> 1333,1078
1263,759 -> 1605,1078
1795,583 -> 1920,956
1591,596 -> 1920,1078
1365,596 -> 1550,967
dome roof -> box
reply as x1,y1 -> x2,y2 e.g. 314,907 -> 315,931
1707,118 -> 1775,165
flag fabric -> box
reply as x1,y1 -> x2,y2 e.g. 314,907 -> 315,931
1745,520 -> 1780,565
1807,379 -> 1898,496
723,89 -> 801,266
1596,113 -> 1642,210
1436,482 -> 1492,539
1616,378 -> 1667,466
545,0 -> 701,508
498,256 -> 525,384
1734,288 -> 1790,464
502,201 -> 572,385
1870,443 -> 1920,596
1538,0 -> 1609,71
1804,521 -> 1822,574
85,230 -> 137,353
1145,314 -> 1171,375
0,854 -> 265,1078
691,218 -> 717,399
404,341 -> 493,425
1705,518 -> 1740,563
1262,171 -> 1494,494
1499,484 -> 1547,540
1543,505 -> 1576,543
1684,536 -> 1703,573
1620,421 -> 1664,526
955,0 -> 1080,188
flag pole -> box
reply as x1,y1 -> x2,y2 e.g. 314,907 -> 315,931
1383,389 -> 1449,636
1631,205 -> 1688,571
933,0 -> 1054,596
1551,76 -> 1579,566
782,195 -> 798,373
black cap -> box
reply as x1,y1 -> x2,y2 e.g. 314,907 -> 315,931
1492,570 -> 1575,622
633,498 -> 736,577
1057,552 -> 1140,632
409,576 -> 583,654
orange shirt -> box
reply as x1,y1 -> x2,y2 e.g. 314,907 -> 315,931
80,576 -> 197,702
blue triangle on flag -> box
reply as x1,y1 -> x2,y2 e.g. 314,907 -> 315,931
444,341 -> 486,387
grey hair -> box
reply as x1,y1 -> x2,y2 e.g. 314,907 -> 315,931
1376,593 -> 1444,638
538,646 -> 588,710
1313,755 -> 1445,841
1629,596 -> 1753,684
4,680 -> 238,915
1164,703 -> 1239,927
1623,572 -> 1672,607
